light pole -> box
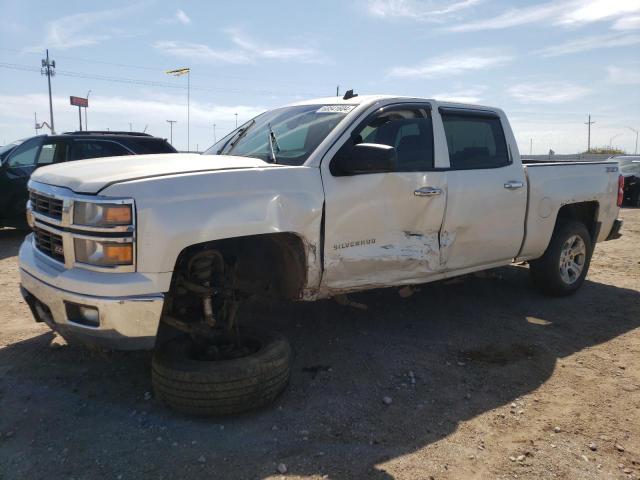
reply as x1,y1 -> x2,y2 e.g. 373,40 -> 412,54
609,133 -> 623,151
167,120 -> 177,145
85,90 -> 91,130
213,123 -> 217,143
628,127 -> 639,155
584,115 -> 595,153
166,67 -> 191,151
235,113 -> 238,128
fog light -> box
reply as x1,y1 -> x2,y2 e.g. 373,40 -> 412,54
65,302 -> 99,327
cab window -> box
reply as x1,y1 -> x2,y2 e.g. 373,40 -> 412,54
7,138 -> 42,168
441,110 -> 510,169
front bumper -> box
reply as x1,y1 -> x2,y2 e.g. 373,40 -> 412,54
20,268 -> 164,351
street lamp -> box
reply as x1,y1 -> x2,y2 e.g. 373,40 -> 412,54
609,133 -> 623,150
166,120 -> 177,145
628,127 -> 639,155
166,67 -> 191,152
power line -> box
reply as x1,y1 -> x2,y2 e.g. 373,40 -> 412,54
0,61 -> 326,98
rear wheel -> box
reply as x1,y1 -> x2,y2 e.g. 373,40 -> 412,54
152,328 -> 291,416
529,221 -> 593,296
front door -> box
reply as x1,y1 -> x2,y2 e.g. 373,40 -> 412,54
320,103 -> 447,292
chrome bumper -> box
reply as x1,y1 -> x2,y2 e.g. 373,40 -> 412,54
20,268 -> 164,350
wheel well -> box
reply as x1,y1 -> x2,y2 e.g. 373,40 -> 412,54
555,201 -> 599,241
171,233 -> 308,300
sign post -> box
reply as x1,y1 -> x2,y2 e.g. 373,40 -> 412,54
70,96 -> 89,131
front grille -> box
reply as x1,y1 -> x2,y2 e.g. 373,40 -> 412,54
29,191 -> 63,220
33,227 -> 65,263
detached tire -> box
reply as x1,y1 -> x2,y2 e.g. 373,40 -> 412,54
529,221 -> 593,296
152,329 -> 291,416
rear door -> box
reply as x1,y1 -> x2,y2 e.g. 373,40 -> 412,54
438,107 -> 527,270
1,137 -> 43,223
320,102 -> 447,291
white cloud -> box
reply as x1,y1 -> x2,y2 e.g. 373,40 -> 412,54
508,82 -> 591,104
388,50 -> 511,78
153,41 -> 251,64
612,15 -> 640,30
155,29 -> 325,65
607,65 -> 640,85
28,4 -> 144,51
175,9 -> 191,25
366,0 -> 482,20
536,32 -> 640,57
447,0 -> 640,32
430,87 -> 486,103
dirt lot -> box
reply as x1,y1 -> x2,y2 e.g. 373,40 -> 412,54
0,210 -> 638,480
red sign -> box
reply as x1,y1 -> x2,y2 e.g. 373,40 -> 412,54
70,96 -> 88,107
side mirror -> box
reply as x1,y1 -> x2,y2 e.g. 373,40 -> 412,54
332,143 -> 397,176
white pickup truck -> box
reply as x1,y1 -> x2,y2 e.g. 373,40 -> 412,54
19,94 -> 624,415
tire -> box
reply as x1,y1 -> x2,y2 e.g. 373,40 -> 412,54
152,328 -> 291,416
529,221 -> 593,296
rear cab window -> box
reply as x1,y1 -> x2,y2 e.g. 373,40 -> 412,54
440,108 -> 510,169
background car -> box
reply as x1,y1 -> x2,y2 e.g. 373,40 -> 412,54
613,155 -> 640,207
0,131 -> 177,228
0,138 -> 24,163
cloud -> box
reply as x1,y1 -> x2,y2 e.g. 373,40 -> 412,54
153,41 -> 251,64
430,87 -> 486,103
175,9 -> 191,25
27,4 -> 144,51
155,29 -> 325,65
507,82 -> 591,103
607,65 -> 640,85
447,0 -> 640,32
536,32 -> 640,57
388,50 -> 512,78
366,0 -> 482,20
612,15 -> 640,30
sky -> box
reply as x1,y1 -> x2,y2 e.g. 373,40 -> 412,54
0,0 -> 639,154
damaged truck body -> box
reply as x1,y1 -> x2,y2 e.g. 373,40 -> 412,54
19,95 -> 623,414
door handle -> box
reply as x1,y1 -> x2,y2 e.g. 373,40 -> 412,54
414,186 -> 442,197
504,180 -> 524,190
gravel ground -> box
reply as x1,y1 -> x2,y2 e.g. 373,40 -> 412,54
0,209 -> 638,480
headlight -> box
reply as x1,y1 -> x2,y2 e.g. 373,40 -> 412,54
74,238 -> 133,266
73,202 -> 132,227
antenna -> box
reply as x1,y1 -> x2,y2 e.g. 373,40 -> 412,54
343,89 -> 358,100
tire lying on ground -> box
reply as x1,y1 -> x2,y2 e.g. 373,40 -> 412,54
529,220 -> 593,297
152,328 -> 291,416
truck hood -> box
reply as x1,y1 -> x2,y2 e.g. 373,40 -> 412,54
31,153 -> 277,194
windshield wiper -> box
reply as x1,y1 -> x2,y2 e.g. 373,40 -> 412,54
267,123 -> 280,164
217,119 -> 256,155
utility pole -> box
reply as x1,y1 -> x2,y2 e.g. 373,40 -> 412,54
85,90 -> 91,130
213,123 -> 217,143
129,122 -> 133,132
166,120 -> 177,145
529,138 -> 533,155
336,85 -> 340,97
34,112 -> 38,135
41,49 -> 56,134
584,115 -> 595,153
235,113 -> 238,128
628,127 -> 639,155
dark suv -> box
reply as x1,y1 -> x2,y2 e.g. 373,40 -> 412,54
0,131 -> 177,228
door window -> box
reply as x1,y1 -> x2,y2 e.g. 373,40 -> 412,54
37,142 -> 68,165
72,140 -> 131,160
441,111 -> 510,169
7,138 -> 42,168
336,106 -> 434,173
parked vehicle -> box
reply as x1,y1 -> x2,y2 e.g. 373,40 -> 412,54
0,131 -> 176,228
0,139 -> 23,162
613,155 -> 640,207
18,95 -> 623,415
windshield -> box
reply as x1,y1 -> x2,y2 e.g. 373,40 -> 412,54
618,158 -> 640,175
0,139 -> 25,159
203,104 -> 356,166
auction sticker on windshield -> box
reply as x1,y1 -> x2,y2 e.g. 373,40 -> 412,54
316,105 -> 357,113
